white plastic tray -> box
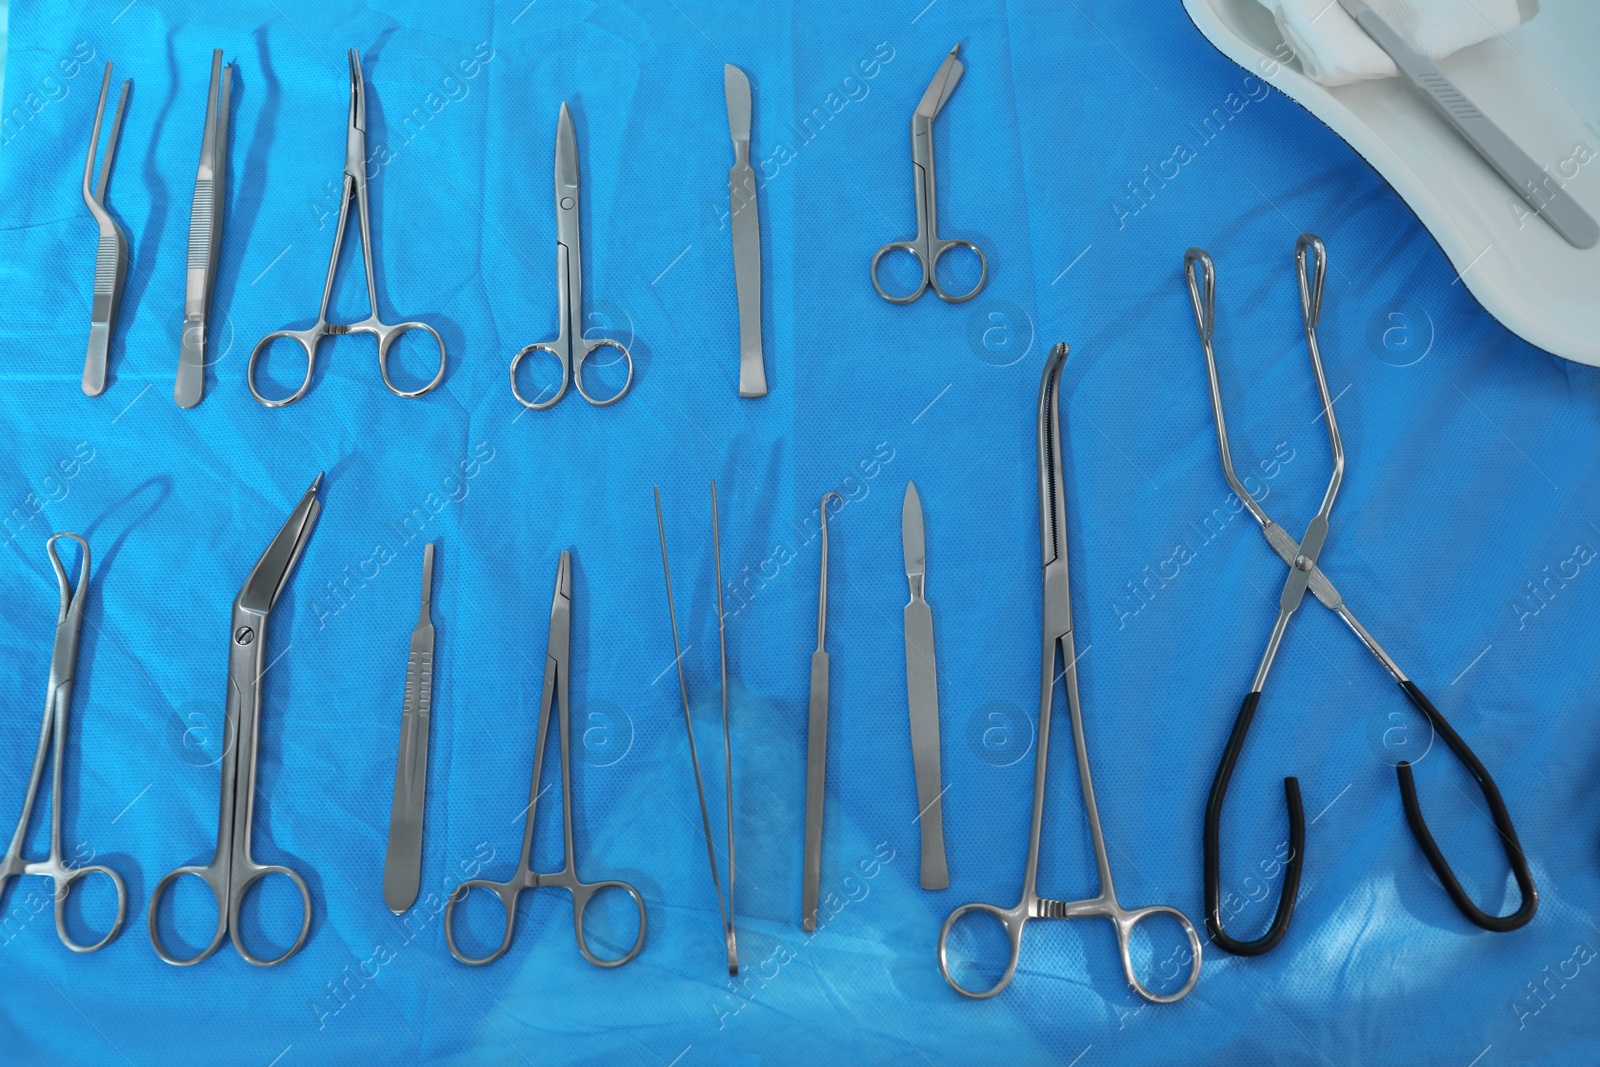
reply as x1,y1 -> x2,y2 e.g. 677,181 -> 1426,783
1182,0 -> 1600,365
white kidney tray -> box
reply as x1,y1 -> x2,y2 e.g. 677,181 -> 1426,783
1182,0 -> 1600,365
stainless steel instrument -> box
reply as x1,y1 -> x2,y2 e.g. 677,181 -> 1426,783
383,543 -> 436,915
725,64 -> 766,398
902,480 -> 948,890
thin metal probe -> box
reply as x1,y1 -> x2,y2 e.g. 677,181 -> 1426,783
655,486 -> 739,974
711,481 -> 738,972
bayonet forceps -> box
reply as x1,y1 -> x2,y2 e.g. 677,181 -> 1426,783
1186,237 -> 1536,956
871,44 -> 986,304
445,552 -> 647,967
248,51 -> 446,407
149,477 -> 323,966
0,535 -> 128,952
938,344 -> 1202,1003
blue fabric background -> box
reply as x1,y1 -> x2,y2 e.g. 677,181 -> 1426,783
0,1 -> 1597,1064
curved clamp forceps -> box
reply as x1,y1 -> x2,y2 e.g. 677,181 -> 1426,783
248,51 -> 446,408
1185,237 -> 1537,956
509,103 -> 634,410
0,534 -> 128,953
871,43 -> 986,305
149,476 -> 323,966
937,345 -> 1203,1004
444,552 -> 647,966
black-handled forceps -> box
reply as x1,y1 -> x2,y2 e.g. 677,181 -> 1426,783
0,534 -> 128,952
1185,236 -> 1537,956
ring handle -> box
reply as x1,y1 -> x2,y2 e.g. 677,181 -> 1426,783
928,239 -> 987,303
374,320 -> 448,399
248,328 -> 322,408
936,900 -> 1026,999
228,864 -> 312,967
572,340 -> 634,408
1116,904 -> 1204,1004
443,878 -> 521,966
1184,248 -> 1216,345
148,865 -> 228,967
53,863 -> 127,953
870,242 -> 929,304
509,343 -> 569,411
571,879 -> 647,967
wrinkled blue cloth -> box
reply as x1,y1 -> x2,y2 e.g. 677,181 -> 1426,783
0,1 -> 1597,1064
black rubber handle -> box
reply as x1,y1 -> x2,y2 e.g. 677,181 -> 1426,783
1204,691 -> 1306,956
1395,680 -> 1537,932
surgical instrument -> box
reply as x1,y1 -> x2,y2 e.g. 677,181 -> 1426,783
871,44 -> 986,304
802,493 -> 843,931
902,480 -> 948,891
384,543 -> 436,915
1186,238 -> 1537,955
444,551 -> 647,966
1337,0 -> 1597,250
149,476 -> 323,966
725,64 -> 766,398
248,51 -> 446,407
0,534 -> 128,953
81,62 -> 130,397
937,344 -> 1203,1003
510,104 -> 634,410
655,484 -> 739,973
176,50 -> 232,409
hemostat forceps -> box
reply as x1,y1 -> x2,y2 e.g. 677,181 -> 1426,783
937,344 -> 1203,1003
248,51 -> 446,407
444,552 -> 647,967
1185,236 -> 1536,956
0,535 -> 128,952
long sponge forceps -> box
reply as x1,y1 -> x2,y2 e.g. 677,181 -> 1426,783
937,344 -> 1203,1004
0,534 -> 129,953
81,62 -> 130,397
654,483 -> 739,974
1185,237 -> 1537,957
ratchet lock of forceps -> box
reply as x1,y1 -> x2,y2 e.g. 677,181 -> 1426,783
1186,237 -> 1537,956
937,344 -> 1202,1004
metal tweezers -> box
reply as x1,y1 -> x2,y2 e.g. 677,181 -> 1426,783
81,62 -> 130,397
176,50 -> 232,409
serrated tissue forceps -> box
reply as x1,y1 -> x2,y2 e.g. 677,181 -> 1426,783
248,51 -> 446,407
1185,236 -> 1536,956
176,49 -> 232,410
0,534 -> 128,952
937,344 -> 1203,1003
81,62 -> 130,397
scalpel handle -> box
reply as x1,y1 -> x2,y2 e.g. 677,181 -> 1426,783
903,599 -> 948,889
801,649 -> 828,931
729,159 -> 766,397
1348,4 -> 1598,249
384,545 -> 435,914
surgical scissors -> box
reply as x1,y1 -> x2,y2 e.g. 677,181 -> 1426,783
509,103 -> 634,410
149,476 -> 323,966
444,551 -> 647,966
248,51 -> 446,407
871,44 -> 986,305
1186,237 -> 1537,956
0,534 -> 128,953
937,344 -> 1203,1003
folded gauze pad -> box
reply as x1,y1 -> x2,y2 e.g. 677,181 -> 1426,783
1255,0 -> 1539,86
